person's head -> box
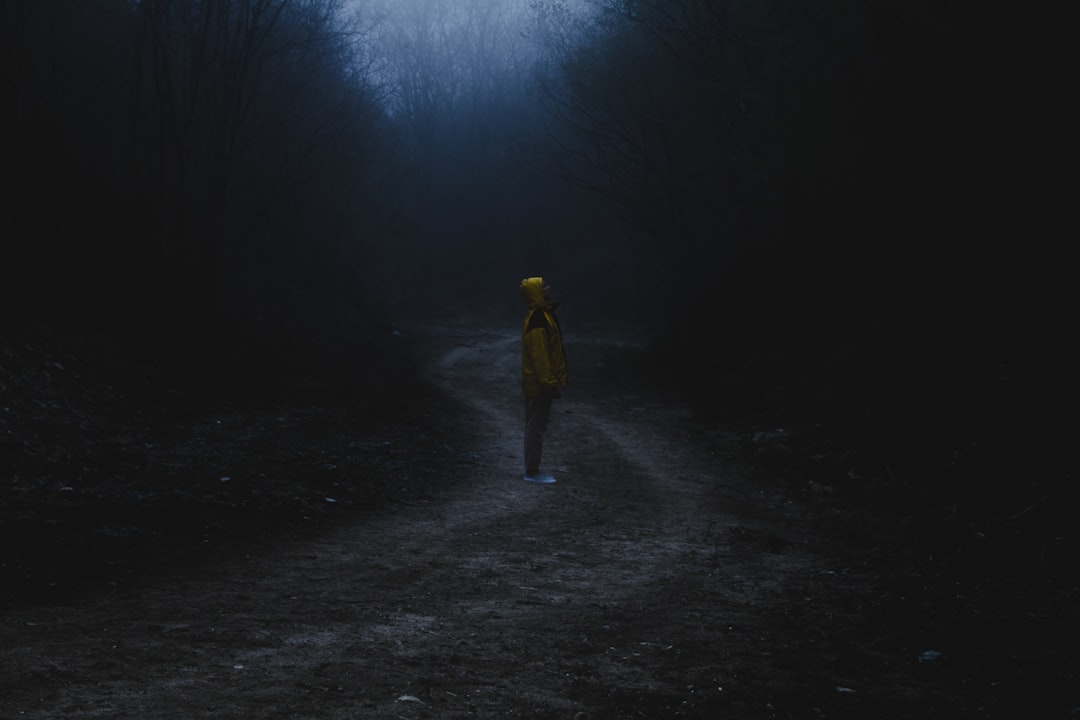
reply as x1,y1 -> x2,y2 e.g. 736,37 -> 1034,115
520,277 -> 550,308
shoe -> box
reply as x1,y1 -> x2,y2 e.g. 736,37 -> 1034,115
523,472 -> 556,484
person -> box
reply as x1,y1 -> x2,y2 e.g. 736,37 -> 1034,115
519,276 -> 568,484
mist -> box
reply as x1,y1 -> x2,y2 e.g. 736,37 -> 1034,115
2,2 -> 1074,715
4,0 -> 1063,448
2,0 -> 1060,407
2,0 -> 1062,440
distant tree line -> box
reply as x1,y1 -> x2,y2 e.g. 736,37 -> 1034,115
2,0 -> 1055,414
0,0 -> 602,359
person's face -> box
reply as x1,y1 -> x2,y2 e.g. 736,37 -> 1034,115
542,282 -> 552,300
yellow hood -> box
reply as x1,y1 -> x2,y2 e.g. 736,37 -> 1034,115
519,277 -> 547,309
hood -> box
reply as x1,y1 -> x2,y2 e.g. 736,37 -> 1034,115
519,277 -> 547,309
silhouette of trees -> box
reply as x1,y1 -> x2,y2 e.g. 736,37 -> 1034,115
2,0 -> 392,361
537,0 -> 1029,349
2,0 -> 1041,392
529,0 -> 1057,494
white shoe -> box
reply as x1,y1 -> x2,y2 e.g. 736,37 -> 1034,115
523,472 -> 556,484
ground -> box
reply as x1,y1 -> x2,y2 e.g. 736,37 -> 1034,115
0,317 -> 1076,719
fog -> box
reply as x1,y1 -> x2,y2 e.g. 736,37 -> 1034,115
345,0 -> 624,319
2,6 -> 1074,709
1,0 -> 1060,424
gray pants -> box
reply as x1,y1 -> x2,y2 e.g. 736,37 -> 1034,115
524,391 -> 554,475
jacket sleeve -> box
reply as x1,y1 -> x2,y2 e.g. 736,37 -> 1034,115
523,328 -> 557,389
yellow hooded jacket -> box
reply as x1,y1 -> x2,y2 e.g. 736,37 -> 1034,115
520,277 -> 568,398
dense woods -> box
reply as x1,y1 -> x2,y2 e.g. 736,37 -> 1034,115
1,1 -> 1069,522
4,0 -> 391,358
2,6 -> 1074,716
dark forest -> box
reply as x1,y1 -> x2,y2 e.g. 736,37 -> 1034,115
1,1 -> 1074,718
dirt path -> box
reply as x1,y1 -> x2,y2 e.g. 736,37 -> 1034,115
1,326 -> 975,719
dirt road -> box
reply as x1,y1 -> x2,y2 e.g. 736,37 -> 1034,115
0,325 -> 1009,718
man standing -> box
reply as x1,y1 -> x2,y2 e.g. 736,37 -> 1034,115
519,277 -> 568,484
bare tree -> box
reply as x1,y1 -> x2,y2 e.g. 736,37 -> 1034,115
127,0 -> 391,351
